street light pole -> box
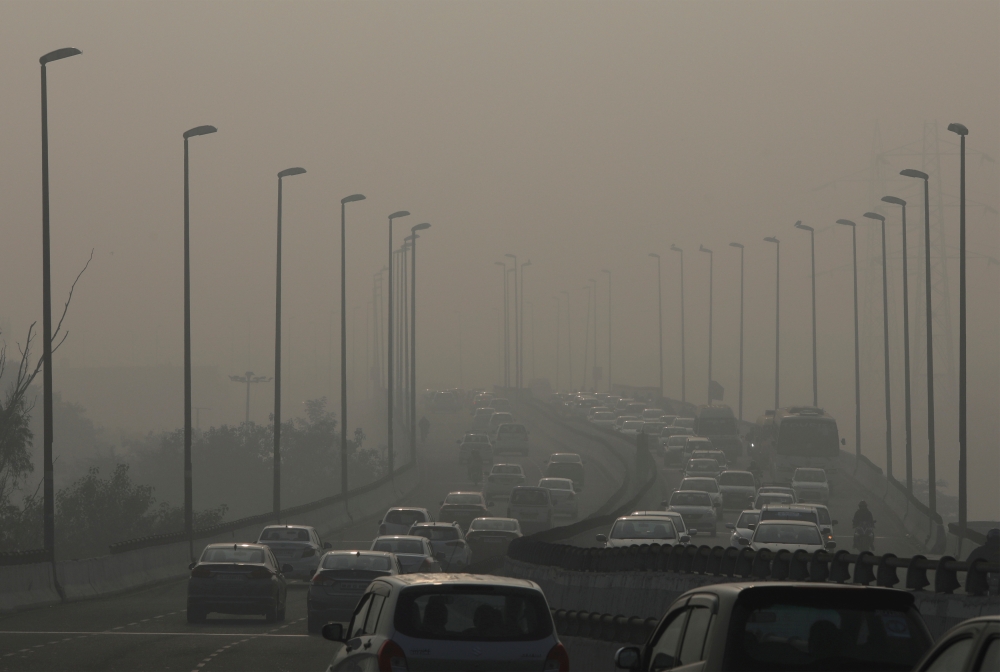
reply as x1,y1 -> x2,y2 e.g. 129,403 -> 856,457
947,122 -> 969,536
552,297 -> 560,390
410,223 -> 431,464
561,290 -> 572,390
865,212 -> 893,480
40,47 -> 81,561
649,254 -> 663,403
386,211 -> 410,474
764,237 -> 780,411
495,261 -> 508,388
901,168 -> 937,517
729,243 -> 744,421
339,194 -> 366,496
589,278 -> 597,391
505,254 -> 518,390
273,167 -> 306,522
699,246 -> 713,404
670,244 -> 686,403
837,220 -> 861,460
882,196 -> 913,493
794,222 -> 818,406
229,371 -> 271,425
521,260 -> 531,391
602,269 -> 611,393
182,124 -> 217,560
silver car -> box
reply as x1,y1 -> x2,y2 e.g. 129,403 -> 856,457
407,522 -> 472,571
725,509 -> 760,548
484,463 -> 526,500
596,516 -> 688,548
664,490 -> 718,536
506,486 -> 554,534
321,575 -> 568,672
307,550 -> 401,633
538,477 -> 579,517
717,470 -> 757,510
678,476 -> 723,511
369,536 -> 442,574
256,524 -> 330,579
630,510 -> 692,537
378,507 -> 432,536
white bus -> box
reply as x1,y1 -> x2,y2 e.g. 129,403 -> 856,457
757,406 -> 842,484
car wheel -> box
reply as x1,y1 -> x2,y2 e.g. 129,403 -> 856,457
186,607 -> 206,623
265,600 -> 278,623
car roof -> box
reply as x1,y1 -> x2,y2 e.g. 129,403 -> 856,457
471,517 -> 518,523
630,510 -> 681,517
204,542 -> 268,550
446,491 -> 485,496
388,507 -> 429,513
322,550 -> 396,558
374,535 -> 429,541
374,573 -> 541,590
677,582 -> 914,603
762,504 -> 817,512
261,524 -> 315,531
549,453 -> 582,461
756,519 -> 818,527
720,470 -> 753,475
681,477 -> 718,482
511,486 -> 547,492
672,489 -> 713,498
410,521 -> 459,528
540,477 -> 573,484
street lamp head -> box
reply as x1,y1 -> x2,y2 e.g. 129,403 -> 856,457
649,252 -> 660,258
40,47 -> 81,65
342,194 -> 366,204
505,253 -> 516,260
699,245 -> 712,254
602,269 -> 610,274
670,244 -> 682,253
882,196 -> 906,207
411,222 -> 431,233
863,212 -> 885,223
900,169 -> 929,180
836,219 -> 856,228
794,221 -> 814,232
495,261 -> 505,267
947,123 -> 969,136
389,210 -> 410,220
278,167 -> 306,178
764,236 -> 779,244
522,260 -> 531,268
729,242 -> 743,249
404,235 -> 416,242
183,125 -> 218,139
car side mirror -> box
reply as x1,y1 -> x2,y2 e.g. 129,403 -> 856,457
323,542 -> 332,550
738,537 -> 751,546
596,534 -> 608,543
615,645 -> 641,670
321,622 -> 345,642
281,564 -> 294,574
725,523 -> 735,530
825,541 -> 837,550
832,520 -> 839,526
188,562 -> 197,570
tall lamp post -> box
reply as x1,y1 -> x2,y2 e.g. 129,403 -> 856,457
794,222 -> 818,406
947,122 -> 968,536
581,284 -> 591,390
602,269 -> 611,393
386,211 -> 410,474
504,254 -> 518,389
764,237 -> 780,411
699,246 -> 714,404
882,196 -> 913,493
339,194 -> 366,496
495,261 -> 508,387
272,166 -> 306,522
649,254 -> 663,402
561,290 -> 572,390
410,223 -> 431,464
728,243 -> 744,421
182,124 -> 217,560
552,297 -> 560,390
670,244 -> 686,403
588,278 -> 597,391
864,211 -> 893,479
229,371 -> 271,425
521,260 -> 531,391
40,47 -> 81,561
901,168 -> 937,517
837,220 -> 861,460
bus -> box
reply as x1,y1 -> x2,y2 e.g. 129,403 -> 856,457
693,404 -> 742,461
757,406 -> 842,483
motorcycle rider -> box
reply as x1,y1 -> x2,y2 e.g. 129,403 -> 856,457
852,500 -> 875,528
852,501 -> 876,551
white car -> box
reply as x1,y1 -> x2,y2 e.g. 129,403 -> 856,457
682,436 -> 713,456
791,467 -> 830,503
506,486 -> 554,533
744,519 -> 836,554
620,420 -> 645,437
725,509 -> 760,548
487,411 -> 515,437
614,415 -> 638,430
758,485 -> 797,502
596,516 -> 687,548
662,433 -> 693,466
808,503 -> 838,543
684,458 -> 721,479
678,476 -> 723,511
753,492 -> 795,509
589,411 -> 617,428
538,477 -> 579,517
717,470 -> 757,510
407,522 -> 471,572
664,490 -> 718,536
320,575 -> 568,672
630,510 -> 692,537
493,423 -> 529,456
378,508 -> 432,536
641,408 -> 666,421
256,524 -> 330,579
484,463 -> 526,500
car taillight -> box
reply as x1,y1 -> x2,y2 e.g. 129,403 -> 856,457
249,567 -> 272,580
543,642 -> 570,672
311,572 -> 331,585
377,639 -> 408,672
302,548 -> 316,558
190,566 -> 211,578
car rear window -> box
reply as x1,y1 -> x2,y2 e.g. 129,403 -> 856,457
732,594 -> 930,671
719,472 -> 755,486
493,465 -> 522,475
201,547 -> 264,563
469,519 -> 519,532
687,459 -> 720,471
322,554 -> 392,571
259,527 -> 310,542
394,587 -> 553,641
754,524 -> 821,545
681,478 -> 720,493
412,527 -> 460,541
761,509 -> 818,524
539,478 -> 572,490
445,494 -> 483,505
385,509 -> 426,526
372,539 -> 425,555
610,519 -> 677,540
671,492 -> 712,506
510,490 -> 549,506
795,470 -> 828,483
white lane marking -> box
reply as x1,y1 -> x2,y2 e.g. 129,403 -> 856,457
0,631 -> 307,637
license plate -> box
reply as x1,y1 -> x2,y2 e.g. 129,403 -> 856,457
216,574 -> 245,582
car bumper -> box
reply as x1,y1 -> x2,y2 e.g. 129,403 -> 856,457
188,594 -> 275,614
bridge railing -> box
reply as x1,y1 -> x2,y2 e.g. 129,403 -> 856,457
550,608 -> 657,645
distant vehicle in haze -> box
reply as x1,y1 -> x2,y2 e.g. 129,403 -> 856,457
464,517 -> 522,559
490,397 -> 511,413
493,422 -> 529,455
538,477 -> 578,517
758,485 -> 797,501
753,491 -> 795,510
625,402 -> 647,418
378,508 -> 432,537
755,406 -> 843,483
407,522 -> 471,571
717,470 -> 757,510
487,411 -> 515,437
684,458 -> 722,479
671,417 -> 695,429
791,467 -> 830,503
664,490 -> 717,536
615,415 -> 639,430
255,525 -> 330,580
369,536 -> 441,574
725,509 -> 760,548
597,516 -> 687,548
545,453 -> 586,491
641,408 -> 666,421
691,448 -> 728,469
506,486 -> 554,533
431,390 -> 460,412
630,510 -> 692,536
187,543 -> 290,623
457,432 -> 491,464
662,430 -> 694,465
678,476 -> 723,511
620,420 -> 644,437
437,492 -> 492,530
307,550 -> 401,633
485,463 -> 526,499
589,410 -> 617,428
682,436 -> 713,457
472,407 -> 494,429
693,404 -> 742,461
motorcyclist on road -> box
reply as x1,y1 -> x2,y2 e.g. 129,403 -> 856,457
966,528 -> 1000,566
419,416 -> 430,442
852,501 -> 875,528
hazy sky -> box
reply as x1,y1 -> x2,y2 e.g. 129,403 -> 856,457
1,1 -> 997,516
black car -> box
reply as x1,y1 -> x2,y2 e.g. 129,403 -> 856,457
307,550 -> 401,633
187,543 -> 291,623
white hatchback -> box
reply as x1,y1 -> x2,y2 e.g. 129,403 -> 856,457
744,519 -> 836,554
538,477 -> 578,517
791,467 -> 830,503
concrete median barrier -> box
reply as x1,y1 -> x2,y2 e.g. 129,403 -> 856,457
0,563 -> 62,613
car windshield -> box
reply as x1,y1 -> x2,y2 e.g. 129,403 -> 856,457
394,587 -> 553,641
737,512 -> 760,528
642,423 -> 665,434
733,594 -> 930,671
682,478 -> 719,493
510,490 -> 549,506
666,436 -> 690,446
469,519 -> 519,532
385,510 -> 426,526
498,425 -> 526,436
445,494 -> 483,505
610,519 -> 677,539
622,421 -> 643,429
796,470 -> 827,483
322,554 -> 392,571
539,479 -> 572,490
201,547 -> 265,563
493,465 -> 522,475
593,412 -> 615,420
259,527 -> 310,542
671,492 -> 712,506
754,524 -> 821,545
464,434 -> 489,442
720,472 -> 755,486
412,526 -> 460,541
372,538 -> 426,555
761,509 -> 818,524
687,459 -> 720,471
757,494 -> 794,506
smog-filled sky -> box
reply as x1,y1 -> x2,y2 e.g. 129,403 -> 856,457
1,1 -> 997,517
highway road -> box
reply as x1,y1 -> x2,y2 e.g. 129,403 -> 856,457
0,399 -> 627,672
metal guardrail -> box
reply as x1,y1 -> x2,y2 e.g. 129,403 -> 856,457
509,537 -> 999,596
550,608 -> 657,644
